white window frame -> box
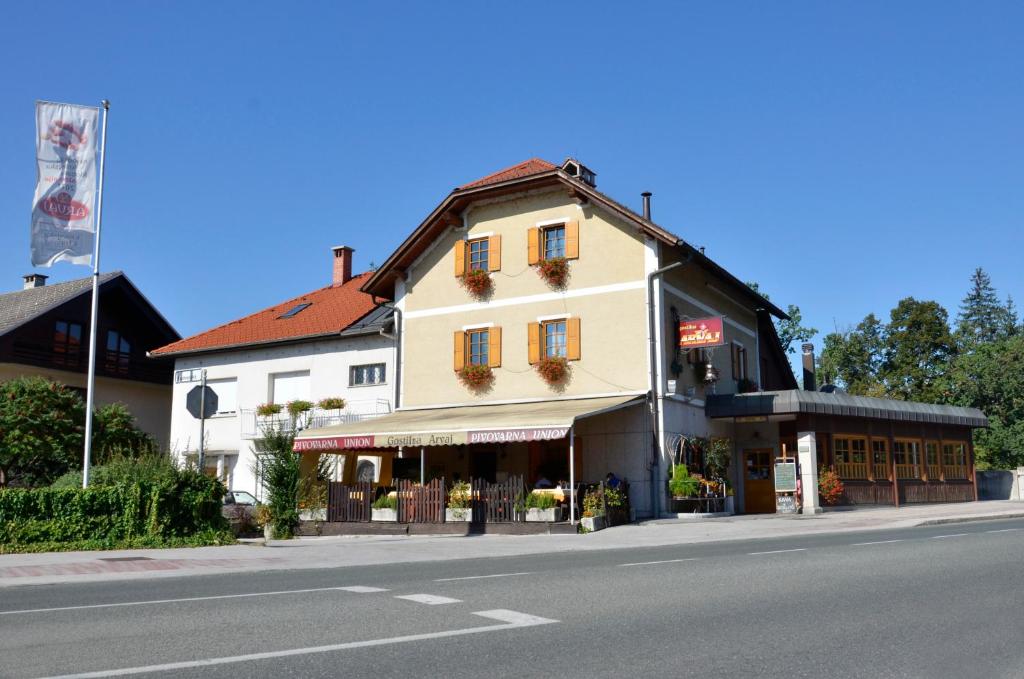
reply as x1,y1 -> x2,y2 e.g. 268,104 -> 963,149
350,363 -> 387,387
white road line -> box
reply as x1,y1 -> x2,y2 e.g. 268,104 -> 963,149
394,594 -> 462,605
986,528 -> 1022,533
37,610 -> 560,678
931,533 -> 969,539
748,548 -> 807,556
852,539 -> 905,546
435,572 -> 532,582
336,586 -> 390,593
0,586 -> 370,617
618,558 -> 697,567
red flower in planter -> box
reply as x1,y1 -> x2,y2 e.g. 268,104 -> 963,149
535,257 -> 569,288
818,468 -> 844,506
457,364 -> 493,389
459,269 -> 492,298
536,356 -> 569,384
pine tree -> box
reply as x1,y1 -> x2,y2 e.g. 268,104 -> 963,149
957,268 -> 1015,349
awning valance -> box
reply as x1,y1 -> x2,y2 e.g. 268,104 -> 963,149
293,395 -> 644,452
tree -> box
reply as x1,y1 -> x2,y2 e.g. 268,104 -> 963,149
251,424 -> 301,538
0,377 -> 84,487
818,314 -> 885,396
745,282 -> 818,353
92,403 -> 157,463
880,298 -> 954,403
956,268 -> 1017,350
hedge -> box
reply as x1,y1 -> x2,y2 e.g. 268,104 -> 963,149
0,471 -> 233,552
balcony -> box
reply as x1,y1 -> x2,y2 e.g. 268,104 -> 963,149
239,398 -> 392,439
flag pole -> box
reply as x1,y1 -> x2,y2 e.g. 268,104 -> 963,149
81,100 -> 110,489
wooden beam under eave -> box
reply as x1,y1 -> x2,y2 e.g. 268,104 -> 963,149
568,188 -> 589,206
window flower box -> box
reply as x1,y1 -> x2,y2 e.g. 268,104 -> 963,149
459,269 -> 492,298
457,364 -> 493,389
535,257 -> 569,288
536,356 -> 569,385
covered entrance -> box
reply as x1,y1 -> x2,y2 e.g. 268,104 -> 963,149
743,449 -> 776,514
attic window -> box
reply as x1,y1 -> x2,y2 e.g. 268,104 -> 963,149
278,303 -> 311,319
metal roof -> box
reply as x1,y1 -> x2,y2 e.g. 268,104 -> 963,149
706,390 -> 988,428
0,272 -> 122,337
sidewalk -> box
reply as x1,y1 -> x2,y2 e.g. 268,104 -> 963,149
2,501 -> 1022,588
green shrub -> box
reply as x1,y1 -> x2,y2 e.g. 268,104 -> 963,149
51,453 -> 179,489
372,494 -> 397,510
525,492 -> 556,510
604,486 -> 627,508
669,465 -> 700,498
447,482 -> 471,509
252,425 -> 300,539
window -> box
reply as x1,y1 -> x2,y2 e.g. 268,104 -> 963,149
53,320 -> 83,367
686,348 -> 708,365
208,378 -> 238,415
543,225 -> 565,260
278,303 -> 311,319
833,436 -> 868,479
453,327 -> 501,370
543,320 -> 567,358
871,439 -> 890,480
270,371 -> 310,403
893,439 -> 922,479
350,363 -> 386,386
731,343 -> 748,381
925,441 -> 941,480
942,442 -> 968,479
105,330 -> 131,376
467,238 -> 489,272
467,329 -> 489,366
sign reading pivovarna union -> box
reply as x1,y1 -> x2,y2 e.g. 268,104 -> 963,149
678,316 -> 725,349
293,427 -> 571,452
31,101 -> 100,267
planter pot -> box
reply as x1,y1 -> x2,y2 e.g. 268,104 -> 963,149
525,507 -> 564,522
581,516 -> 605,532
263,523 -> 273,541
725,496 -> 735,514
299,509 -> 326,522
371,508 -> 398,522
445,508 -> 472,522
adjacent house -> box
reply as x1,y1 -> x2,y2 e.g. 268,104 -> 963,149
150,247 -> 396,495
0,272 -> 179,447
294,157 -> 988,522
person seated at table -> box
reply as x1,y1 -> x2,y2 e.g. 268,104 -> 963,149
555,479 -> 567,490
605,472 -> 622,489
534,475 -> 553,489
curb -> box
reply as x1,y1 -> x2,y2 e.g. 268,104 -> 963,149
916,512 -> 1024,527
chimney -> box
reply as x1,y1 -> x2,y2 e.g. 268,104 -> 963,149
332,246 -> 354,286
641,192 -> 652,220
22,273 -> 48,290
801,342 -> 817,392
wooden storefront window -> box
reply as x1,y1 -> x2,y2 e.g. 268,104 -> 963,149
893,439 -> 922,480
871,439 -> 890,481
925,441 -> 942,481
834,436 -> 869,479
942,442 -> 968,480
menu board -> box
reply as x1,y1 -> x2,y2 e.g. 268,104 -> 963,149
774,461 -> 798,493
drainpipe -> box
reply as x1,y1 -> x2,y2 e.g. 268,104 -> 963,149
377,302 -> 402,411
647,252 -> 691,519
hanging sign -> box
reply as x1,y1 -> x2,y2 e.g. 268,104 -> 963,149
293,426 -> 571,452
678,316 -> 725,349
30,101 -> 100,267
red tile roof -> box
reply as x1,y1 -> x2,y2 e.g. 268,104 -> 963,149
460,158 -> 556,189
151,272 -> 378,356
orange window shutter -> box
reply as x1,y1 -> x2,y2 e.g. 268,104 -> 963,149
564,221 -> 580,259
488,326 -> 502,367
488,235 -> 502,272
528,322 -> 541,364
454,241 -> 466,276
567,317 -> 581,360
527,228 -> 540,265
453,331 -> 465,371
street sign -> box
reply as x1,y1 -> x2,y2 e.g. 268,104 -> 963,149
186,385 -> 218,420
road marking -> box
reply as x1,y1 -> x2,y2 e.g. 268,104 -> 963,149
336,586 -> 390,593
748,548 -> 806,556
852,539 -> 905,546
435,572 -> 532,582
931,533 -> 969,539
618,558 -> 697,567
0,586 -> 373,617
986,528 -> 1021,533
394,594 -> 462,605
37,609 -> 560,678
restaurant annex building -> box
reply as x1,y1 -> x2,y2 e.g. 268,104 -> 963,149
294,158 -> 988,521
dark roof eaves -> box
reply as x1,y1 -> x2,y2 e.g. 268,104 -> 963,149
0,271 -> 123,339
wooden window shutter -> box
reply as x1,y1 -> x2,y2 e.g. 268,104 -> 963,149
564,221 -> 580,259
527,228 -> 540,265
453,241 -> 466,276
567,317 -> 581,360
528,322 -> 541,364
488,326 -> 502,367
453,331 -> 465,371
488,235 -> 501,272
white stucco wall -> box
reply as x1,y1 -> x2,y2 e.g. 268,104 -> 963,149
168,334 -> 396,496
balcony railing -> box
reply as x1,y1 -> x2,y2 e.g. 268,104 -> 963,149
239,398 -> 392,439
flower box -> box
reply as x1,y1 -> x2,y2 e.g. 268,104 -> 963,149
581,515 -> 605,532
525,507 -> 564,522
445,508 -> 472,522
371,508 -> 398,522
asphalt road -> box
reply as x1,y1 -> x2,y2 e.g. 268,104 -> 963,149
2,517 -> 1023,679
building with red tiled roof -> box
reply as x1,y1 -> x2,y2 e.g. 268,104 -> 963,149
158,247 -> 397,496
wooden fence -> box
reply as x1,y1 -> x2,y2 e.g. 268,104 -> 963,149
326,481 -> 372,522
472,476 -> 524,523
397,478 -> 445,523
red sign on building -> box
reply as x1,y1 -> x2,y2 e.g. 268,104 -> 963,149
679,316 -> 725,349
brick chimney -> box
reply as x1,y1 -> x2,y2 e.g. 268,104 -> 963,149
22,273 -> 48,290
332,246 -> 354,286
801,342 -> 817,392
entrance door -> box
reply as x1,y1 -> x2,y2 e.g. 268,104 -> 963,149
743,449 -> 775,514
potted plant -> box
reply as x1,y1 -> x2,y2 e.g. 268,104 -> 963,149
535,257 -> 569,288
668,464 -> 702,513
603,486 -> 630,526
819,468 -> 845,506
457,364 -> 494,390
317,397 -> 346,411
256,403 -> 282,417
459,269 -> 493,298
253,504 -> 273,541
371,494 -> 398,522
536,356 -> 569,385
446,481 -> 473,522
524,492 -> 564,522
580,489 -> 605,532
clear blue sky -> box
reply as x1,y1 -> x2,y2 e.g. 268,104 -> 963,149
2,2 -> 1021,355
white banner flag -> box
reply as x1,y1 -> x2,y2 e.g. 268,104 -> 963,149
30,101 -> 100,267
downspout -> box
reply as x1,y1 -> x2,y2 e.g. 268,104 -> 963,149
376,298 -> 402,411
647,251 -> 690,519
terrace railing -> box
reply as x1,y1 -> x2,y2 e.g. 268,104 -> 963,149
240,398 -> 391,438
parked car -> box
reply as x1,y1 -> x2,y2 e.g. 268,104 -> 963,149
222,490 -> 260,532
